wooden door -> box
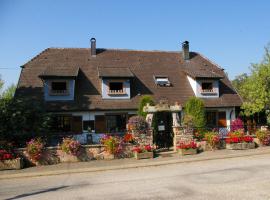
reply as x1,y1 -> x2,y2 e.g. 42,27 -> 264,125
218,112 -> 227,127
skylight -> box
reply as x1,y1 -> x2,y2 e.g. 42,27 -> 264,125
154,76 -> 171,87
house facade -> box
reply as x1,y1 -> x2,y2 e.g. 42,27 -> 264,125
15,39 -> 242,137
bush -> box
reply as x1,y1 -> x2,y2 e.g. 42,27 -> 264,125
184,97 -> 206,128
60,137 -> 81,156
256,130 -> 270,145
138,95 -> 155,118
231,118 -> 244,132
26,138 -> 44,161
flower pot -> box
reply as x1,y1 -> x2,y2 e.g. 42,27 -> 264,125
178,148 -> 197,156
0,158 -> 24,170
134,151 -> 153,160
226,142 -> 255,150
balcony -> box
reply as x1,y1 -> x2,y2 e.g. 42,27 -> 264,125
107,89 -> 127,95
200,88 -> 218,95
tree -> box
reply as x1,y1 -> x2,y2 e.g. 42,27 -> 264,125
0,75 -> 3,94
232,73 -> 248,94
1,84 -> 16,100
138,95 -> 155,118
184,97 -> 206,128
239,45 -> 270,117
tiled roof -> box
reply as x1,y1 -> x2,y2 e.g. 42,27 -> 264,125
39,65 -> 79,78
16,48 -> 242,111
98,67 -> 134,78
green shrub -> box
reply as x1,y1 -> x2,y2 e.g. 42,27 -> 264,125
138,95 -> 155,118
184,97 -> 206,128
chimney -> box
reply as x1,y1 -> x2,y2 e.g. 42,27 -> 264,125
90,38 -> 96,57
182,41 -> 189,60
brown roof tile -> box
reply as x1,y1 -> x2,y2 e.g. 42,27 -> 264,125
16,48 -> 242,111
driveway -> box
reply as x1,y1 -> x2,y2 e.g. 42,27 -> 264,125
1,154 -> 270,200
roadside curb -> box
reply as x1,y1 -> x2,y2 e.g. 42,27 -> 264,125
1,149 -> 270,180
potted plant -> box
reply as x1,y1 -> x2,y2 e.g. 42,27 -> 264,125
203,131 -> 220,151
132,144 -> 154,160
100,135 -> 122,159
255,130 -> 270,146
26,138 -> 45,164
176,140 -> 197,156
123,132 -> 134,144
226,130 -> 255,150
0,149 -> 23,170
58,137 -> 82,162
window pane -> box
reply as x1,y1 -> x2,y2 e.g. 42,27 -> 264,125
51,82 -> 67,90
202,82 -> 213,90
83,120 -> 95,131
109,82 -> 123,90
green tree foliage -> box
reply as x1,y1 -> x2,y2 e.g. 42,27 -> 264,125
0,75 -> 3,93
138,95 -> 155,118
184,97 -> 206,128
1,84 -> 16,100
234,45 -> 270,118
0,98 -> 52,147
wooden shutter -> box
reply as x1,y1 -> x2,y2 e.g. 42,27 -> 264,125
95,115 -> 106,133
72,116 -> 82,133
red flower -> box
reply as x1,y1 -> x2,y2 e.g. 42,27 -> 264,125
144,145 -> 152,152
132,146 -> 142,153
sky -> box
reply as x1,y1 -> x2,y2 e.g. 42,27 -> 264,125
1,0 -> 270,89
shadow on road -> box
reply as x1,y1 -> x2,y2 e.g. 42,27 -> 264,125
4,185 -> 69,200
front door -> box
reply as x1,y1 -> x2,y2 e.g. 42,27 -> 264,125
153,112 -> 173,149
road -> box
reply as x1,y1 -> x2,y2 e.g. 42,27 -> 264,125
1,154 -> 270,200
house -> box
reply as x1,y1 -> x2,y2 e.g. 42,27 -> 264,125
15,39 -> 242,138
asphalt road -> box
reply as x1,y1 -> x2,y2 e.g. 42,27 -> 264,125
1,154 -> 270,200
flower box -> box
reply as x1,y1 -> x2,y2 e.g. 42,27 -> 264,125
134,151 -> 153,160
178,148 -> 197,156
0,158 -> 23,170
226,142 -> 255,150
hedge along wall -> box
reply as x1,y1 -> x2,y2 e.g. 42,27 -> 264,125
14,144 -> 134,167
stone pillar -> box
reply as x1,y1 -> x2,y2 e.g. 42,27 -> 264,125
172,126 -> 194,151
146,113 -> 154,127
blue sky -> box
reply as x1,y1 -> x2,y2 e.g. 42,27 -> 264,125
1,0 -> 270,89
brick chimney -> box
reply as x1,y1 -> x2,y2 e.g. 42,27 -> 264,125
90,38 -> 96,57
182,41 -> 189,60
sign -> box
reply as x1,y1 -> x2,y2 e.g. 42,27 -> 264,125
158,125 -> 165,131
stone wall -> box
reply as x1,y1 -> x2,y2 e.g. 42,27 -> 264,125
15,143 -> 134,167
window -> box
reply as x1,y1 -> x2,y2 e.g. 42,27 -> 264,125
52,115 -> 72,132
83,120 -> 95,131
50,81 -> 69,95
201,82 -> 216,93
95,114 -> 127,133
108,82 -> 125,94
206,111 -> 217,127
154,76 -> 171,86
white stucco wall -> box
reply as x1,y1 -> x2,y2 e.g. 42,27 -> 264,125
187,75 -> 197,95
44,79 -> 75,101
101,79 -> 131,99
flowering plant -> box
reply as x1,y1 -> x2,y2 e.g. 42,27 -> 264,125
100,135 -> 122,155
26,138 -> 44,161
231,118 -> 244,132
176,140 -> 197,149
0,149 -> 14,161
128,116 -> 148,134
123,133 -> 134,143
60,137 -> 81,156
255,130 -> 270,145
226,130 -> 254,144
193,129 -> 206,141
204,131 -> 220,149
132,144 -> 153,153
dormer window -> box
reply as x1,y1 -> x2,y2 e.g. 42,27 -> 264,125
107,81 -> 126,95
50,81 -> 69,95
154,76 -> 171,87
200,81 -> 217,94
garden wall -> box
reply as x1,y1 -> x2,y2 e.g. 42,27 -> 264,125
14,143 -> 134,167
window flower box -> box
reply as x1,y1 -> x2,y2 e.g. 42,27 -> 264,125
134,151 -> 154,160
133,145 -> 153,160
176,140 -> 198,156
0,158 -> 23,170
178,148 -> 197,156
226,142 -> 255,150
